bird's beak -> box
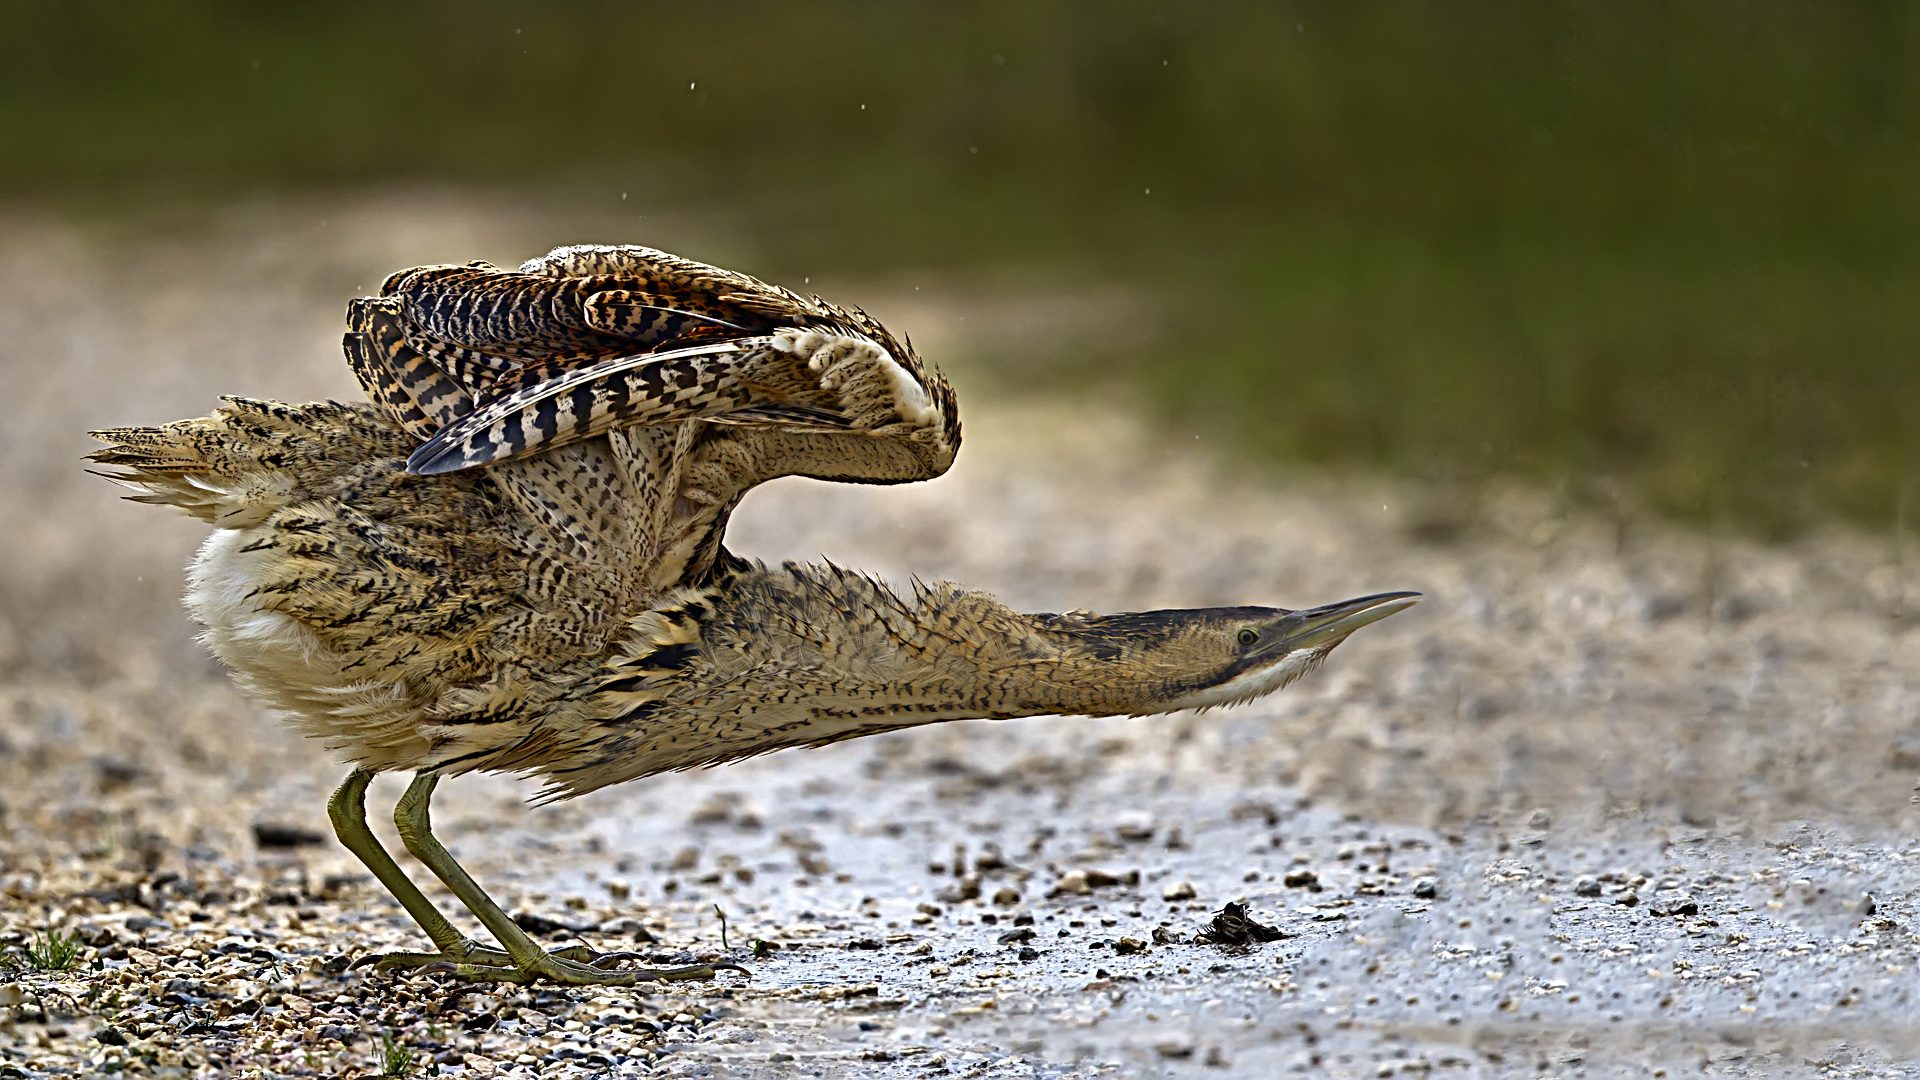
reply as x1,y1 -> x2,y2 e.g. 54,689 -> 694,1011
1256,591 -> 1421,656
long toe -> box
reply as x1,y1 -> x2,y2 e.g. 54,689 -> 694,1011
362,947 -> 514,972
586,950 -> 646,969
350,947 -> 748,986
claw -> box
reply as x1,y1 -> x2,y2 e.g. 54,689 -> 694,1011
415,962 -> 459,977
349,954 -> 387,971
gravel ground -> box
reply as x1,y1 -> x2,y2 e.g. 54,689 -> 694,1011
2,194 -> 1917,1078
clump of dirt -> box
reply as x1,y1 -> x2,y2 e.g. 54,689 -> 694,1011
1195,901 -> 1287,947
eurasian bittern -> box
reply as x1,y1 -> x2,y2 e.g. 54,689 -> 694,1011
89,245 -> 1416,987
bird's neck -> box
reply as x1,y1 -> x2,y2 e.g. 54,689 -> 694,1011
700,563 -> 1201,722
552,560 -> 1225,799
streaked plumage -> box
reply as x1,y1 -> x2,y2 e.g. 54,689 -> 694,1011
342,244 -> 955,478
89,246 -> 1414,986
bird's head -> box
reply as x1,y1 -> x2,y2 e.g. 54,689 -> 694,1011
1035,592 -> 1419,714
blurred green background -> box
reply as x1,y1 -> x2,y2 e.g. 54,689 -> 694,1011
5,1 -> 1916,533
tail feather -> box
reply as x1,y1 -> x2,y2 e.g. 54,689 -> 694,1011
87,398 -> 410,527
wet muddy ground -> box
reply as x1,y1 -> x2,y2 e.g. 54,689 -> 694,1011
2,194 -> 1917,1077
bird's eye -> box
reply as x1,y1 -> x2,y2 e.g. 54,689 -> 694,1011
1236,628 -> 1259,647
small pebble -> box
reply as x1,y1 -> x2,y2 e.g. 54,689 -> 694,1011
1649,891 -> 1699,917
1114,811 -> 1156,841
1049,870 -> 1093,896
1162,881 -> 1197,902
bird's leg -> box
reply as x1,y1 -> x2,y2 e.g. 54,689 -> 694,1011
389,773 -> 742,986
325,768 -> 515,970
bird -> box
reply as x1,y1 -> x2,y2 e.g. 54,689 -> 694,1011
88,244 -> 1417,987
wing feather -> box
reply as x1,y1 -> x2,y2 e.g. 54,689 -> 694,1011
343,245 -> 959,487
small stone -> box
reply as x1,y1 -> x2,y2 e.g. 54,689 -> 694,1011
1412,877 -> 1437,899
72,923 -> 115,947
1162,881 -> 1197,902
997,927 -> 1036,945
917,902 -> 943,917
1048,871 -> 1093,897
1156,1038 -> 1196,1059
0,984 -> 25,1007
1112,936 -> 1148,955
1573,875 -> 1602,897
1283,869 -> 1319,889
991,887 -> 1021,907
1526,808 -> 1552,829
1114,811 -> 1155,842
1151,926 -> 1181,945
127,948 -> 161,970
1017,946 -> 1040,961
929,964 -> 950,977
605,878 -> 632,900
1614,889 -> 1640,907
597,916 -> 657,941
973,845 -> 1009,872
937,874 -> 983,903
1649,891 -> 1698,917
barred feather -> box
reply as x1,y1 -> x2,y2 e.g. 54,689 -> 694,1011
344,244 -> 958,478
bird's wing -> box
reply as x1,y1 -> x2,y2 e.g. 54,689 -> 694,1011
343,245 -> 959,486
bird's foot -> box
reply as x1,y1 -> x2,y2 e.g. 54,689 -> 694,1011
351,939 -> 611,974
772,330 -> 937,429
415,953 -> 747,987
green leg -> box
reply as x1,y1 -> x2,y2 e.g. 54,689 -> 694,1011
327,768 -> 519,969
390,772 -> 744,986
